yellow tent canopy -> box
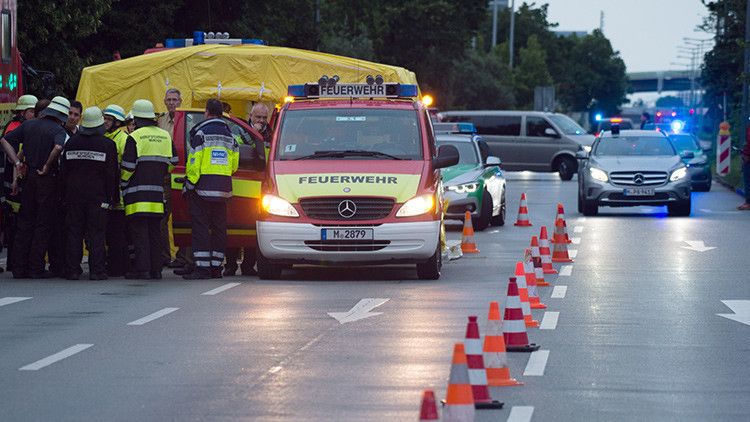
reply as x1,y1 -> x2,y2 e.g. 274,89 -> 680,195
76,44 -> 419,119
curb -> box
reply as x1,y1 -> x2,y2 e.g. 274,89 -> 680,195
714,172 -> 745,198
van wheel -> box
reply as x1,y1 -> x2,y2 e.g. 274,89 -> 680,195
417,242 -> 442,280
556,156 -> 577,181
473,191 -> 492,231
490,192 -> 506,226
256,250 -> 282,280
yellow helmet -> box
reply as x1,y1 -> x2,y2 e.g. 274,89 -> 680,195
131,99 -> 156,119
15,94 -> 38,111
103,104 -> 126,122
80,106 -> 105,129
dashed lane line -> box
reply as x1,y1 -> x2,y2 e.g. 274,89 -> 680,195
507,406 -> 535,422
550,286 -> 567,298
540,312 -> 559,330
0,297 -> 32,307
568,249 -> 578,258
523,350 -> 550,376
127,308 -> 179,326
19,344 -> 93,371
201,283 -> 241,296
573,226 -> 584,233
571,237 -> 581,244
559,265 -> 573,276
576,217 -> 586,223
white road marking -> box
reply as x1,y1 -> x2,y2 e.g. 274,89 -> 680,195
540,312 -> 559,330
328,298 -> 390,324
0,297 -> 32,307
201,282 -> 241,296
127,307 -> 179,326
717,300 -> 750,326
507,406 -> 535,422
19,344 -> 93,371
576,217 -> 586,222
268,366 -> 282,374
573,226 -> 584,233
551,285 -> 568,298
571,237 -> 581,244
523,350 -> 550,376
681,240 -> 716,252
568,249 -> 578,258
559,265 -> 573,276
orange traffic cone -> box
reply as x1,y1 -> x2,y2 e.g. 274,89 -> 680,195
465,316 -> 504,409
539,226 -> 558,274
513,193 -> 532,226
483,301 -> 523,386
443,343 -> 476,422
523,249 -> 547,309
530,236 -> 550,286
514,262 -> 539,328
503,277 -> 541,352
419,390 -> 439,421
461,211 -> 480,254
551,218 -> 574,263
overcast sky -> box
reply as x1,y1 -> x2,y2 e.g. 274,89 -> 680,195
544,0 -> 712,73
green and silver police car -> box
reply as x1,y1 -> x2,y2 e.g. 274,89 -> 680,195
435,123 -> 506,231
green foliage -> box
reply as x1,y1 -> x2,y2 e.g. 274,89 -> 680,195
655,95 -> 685,108
448,48 -> 515,110
514,34 -> 552,109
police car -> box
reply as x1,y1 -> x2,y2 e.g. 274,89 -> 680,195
255,77 -> 459,280
434,122 -> 506,230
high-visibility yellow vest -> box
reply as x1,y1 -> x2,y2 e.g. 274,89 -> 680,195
121,125 -> 175,216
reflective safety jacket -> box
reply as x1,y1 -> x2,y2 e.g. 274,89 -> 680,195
186,117 -> 238,201
105,127 -> 130,210
121,124 -> 177,217
60,132 -> 119,206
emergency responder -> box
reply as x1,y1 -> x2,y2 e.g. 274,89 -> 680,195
182,99 -> 239,279
0,96 -> 69,278
121,99 -> 177,280
61,107 -> 119,280
65,100 -> 82,136
103,104 -> 130,276
0,94 -> 38,273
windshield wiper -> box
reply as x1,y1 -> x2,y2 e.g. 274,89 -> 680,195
293,150 -> 403,160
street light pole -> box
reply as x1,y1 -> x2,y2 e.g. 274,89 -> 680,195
509,0 -> 515,69
492,0 -> 498,47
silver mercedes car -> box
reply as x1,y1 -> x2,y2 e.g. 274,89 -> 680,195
577,129 -> 692,216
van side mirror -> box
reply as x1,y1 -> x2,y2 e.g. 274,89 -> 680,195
485,156 -> 501,167
575,150 -> 589,159
239,144 -> 265,170
433,144 -> 459,169
544,128 -> 560,138
680,151 -> 695,160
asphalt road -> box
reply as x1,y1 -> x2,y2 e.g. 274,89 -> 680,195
1,172 -> 749,421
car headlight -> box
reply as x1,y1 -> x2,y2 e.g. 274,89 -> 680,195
670,167 -> 688,182
261,194 -> 299,217
589,167 -> 608,182
446,182 -> 479,194
582,145 -> 592,153
396,194 -> 435,217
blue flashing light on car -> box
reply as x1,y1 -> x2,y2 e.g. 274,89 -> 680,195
671,120 -> 683,133
595,113 -> 603,122
432,122 -> 476,134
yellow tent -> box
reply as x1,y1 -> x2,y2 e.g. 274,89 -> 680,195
76,44 -> 419,119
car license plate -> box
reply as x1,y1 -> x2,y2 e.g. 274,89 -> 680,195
624,187 -> 655,196
321,228 -> 374,241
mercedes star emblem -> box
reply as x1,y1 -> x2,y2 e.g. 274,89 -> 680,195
338,199 -> 357,218
633,173 -> 644,185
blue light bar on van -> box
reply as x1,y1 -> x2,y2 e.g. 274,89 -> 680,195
287,82 -> 419,99
432,122 -> 476,134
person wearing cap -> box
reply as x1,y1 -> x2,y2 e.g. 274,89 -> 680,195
121,99 -> 177,280
0,96 -> 70,278
61,107 -> 119,280
102,104 -> 130,276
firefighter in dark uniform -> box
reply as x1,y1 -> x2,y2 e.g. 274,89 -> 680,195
182,99 -> 239,279
121,99 -> 177,280
0,96 -> 69,278
103,104 -> 130,277
61,107 -> 119,280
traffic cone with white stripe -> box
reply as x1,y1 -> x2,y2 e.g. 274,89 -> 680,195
465,316 -> 504,409
483,301 -> 523,386
461,211 -> 480,254
419,390 -> 439,421
503,277 -> 541,353
539,226 -> 557,274
523,249 -> 547,309
514,262 -> 539,328
443,343 -> 476,422
513,193 -> 532,226
551,218 -> 574,263
530,236 -> 550,286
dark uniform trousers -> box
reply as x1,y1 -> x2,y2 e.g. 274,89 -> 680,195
129,216 -> 163,274
13,172 -> 58,275
106,209 -> 129,276
48,182 -> 66,275
189,192 -> 227,271
66,202 -> 107,276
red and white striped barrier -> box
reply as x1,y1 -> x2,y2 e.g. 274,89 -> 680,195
717,121 -> 731,176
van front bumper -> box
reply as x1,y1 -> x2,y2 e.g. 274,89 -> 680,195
256,220 -> 440,265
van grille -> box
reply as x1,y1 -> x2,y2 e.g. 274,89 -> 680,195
299,197 -> 395,221
609,171 -> 668,186
304,240 -> 390,252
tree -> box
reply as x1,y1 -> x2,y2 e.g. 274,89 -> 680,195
448,48 -> 515,110
655,95 -> 685,108
513,34 -> 552,109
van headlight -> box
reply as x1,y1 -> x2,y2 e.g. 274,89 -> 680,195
589,167 -> 608,182
396,194 -> 435,217
582,145 -> 592,153
261,194 -> 299,217
446,182 -> 478,194
670,167 -> 688,182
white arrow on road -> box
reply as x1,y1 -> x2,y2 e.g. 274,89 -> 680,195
717,300 -> 750,327
328,298 -> 390,324
680,240 -> 716,252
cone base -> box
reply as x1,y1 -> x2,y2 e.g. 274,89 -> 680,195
542,269 -> 558,274
536,281 -> 551,287
462,246 -> 480,254
507,343 -> 541,352
488,378 -> 524,387
530,303 -> 547,309
552,257 -> 573,263
514,222 -> 532,227
525,321 -> 540,328
475,400 -> 504,409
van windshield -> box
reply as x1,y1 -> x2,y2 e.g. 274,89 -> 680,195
548,114 -> 587,135
277,108 -> 422,160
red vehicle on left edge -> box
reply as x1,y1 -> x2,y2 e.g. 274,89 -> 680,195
0,1 -> 24,126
